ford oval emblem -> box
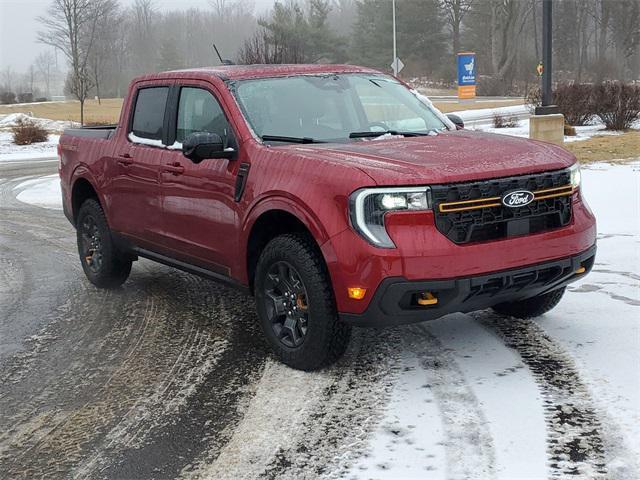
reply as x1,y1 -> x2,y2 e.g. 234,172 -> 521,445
502,190 -> 534,208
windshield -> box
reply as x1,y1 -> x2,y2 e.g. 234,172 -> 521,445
231,74 -> 449,143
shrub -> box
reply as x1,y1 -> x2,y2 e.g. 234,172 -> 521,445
525,86 -> 541,114
591,82 -> 640,130
0,91 -> 16,104
553,83 -> 595,126
83,119 -> 113,126
564,123 -> 576,136
11,118 -> 49,145
492,112 -> 520,128
17,93 -> 34,103
526,84 -> 595,126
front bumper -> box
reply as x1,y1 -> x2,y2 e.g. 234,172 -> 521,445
339,244 -> 596,327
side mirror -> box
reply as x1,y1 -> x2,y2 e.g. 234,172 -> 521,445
446,114 -> 464,130
182,132 -> 235,163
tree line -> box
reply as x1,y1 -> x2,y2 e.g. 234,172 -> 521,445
1,0 -> 638,122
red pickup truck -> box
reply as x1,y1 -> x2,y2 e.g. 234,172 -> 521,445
59,64 -> 596,370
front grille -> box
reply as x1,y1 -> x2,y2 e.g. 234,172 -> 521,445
432,169 -> 573,244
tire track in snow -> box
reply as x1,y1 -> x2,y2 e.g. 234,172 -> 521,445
184,328 -> 399,480
410,323 -> 496,480
0,175 -> 263,479
87,273 -> 268,480
236,323 -> 497,480
0,267 -> 244,479
478,313 -> 623,479
339,322 -> 497,480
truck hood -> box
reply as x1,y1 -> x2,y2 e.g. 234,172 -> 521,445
287,130 -> 576,185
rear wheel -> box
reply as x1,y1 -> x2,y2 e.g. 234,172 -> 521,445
77,199 -> 132,289
492,287 -> 565,319
254,233 -> 351,371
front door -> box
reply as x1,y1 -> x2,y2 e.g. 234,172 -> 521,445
159,84 -> 241,273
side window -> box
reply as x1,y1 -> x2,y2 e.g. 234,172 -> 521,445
176,87 -> 229,143
131,86 -> 169,141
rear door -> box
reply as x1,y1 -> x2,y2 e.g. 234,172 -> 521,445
158,83 -> 242,273
107,83 -> 171,247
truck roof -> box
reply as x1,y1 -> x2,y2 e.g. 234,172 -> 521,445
132,64 -> 382,83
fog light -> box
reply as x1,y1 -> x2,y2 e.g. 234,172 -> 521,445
575,266 -> 586,274
417,292 -> 438,306
348,287 -> 367,300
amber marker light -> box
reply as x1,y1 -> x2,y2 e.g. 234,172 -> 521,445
348,287 -> 367,300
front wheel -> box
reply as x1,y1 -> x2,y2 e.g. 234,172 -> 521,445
76,199 -> 132,289
254,234 -> 351,371
492,287 -> 566,319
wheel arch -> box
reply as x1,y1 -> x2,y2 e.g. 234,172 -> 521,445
244,202 -> 331,294
70,174 -> 101,225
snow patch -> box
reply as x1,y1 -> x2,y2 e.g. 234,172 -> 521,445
128,132 -> 165,148
14,174 -> 62,210
0,112 -> 77,132
0,131 -> 59,162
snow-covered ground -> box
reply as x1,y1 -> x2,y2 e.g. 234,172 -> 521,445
0,131 -> 60,161
453,104 -> 640,143
346,161 -> 640,480
13,174 -> 62,210
477,118 -> 629,143
0,112 -> 77,132
0,113 -> 75,162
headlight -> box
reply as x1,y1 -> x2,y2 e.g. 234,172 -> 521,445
569,163 -> 581,189
349,187 -> 431,248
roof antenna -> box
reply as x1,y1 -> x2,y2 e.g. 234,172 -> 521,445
213,43 -> 234,66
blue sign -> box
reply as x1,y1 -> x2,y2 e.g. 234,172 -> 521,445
457,53 -> 476,86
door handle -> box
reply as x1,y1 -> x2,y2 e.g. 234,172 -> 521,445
162,163 -> 184,175
117,152 -> 133,166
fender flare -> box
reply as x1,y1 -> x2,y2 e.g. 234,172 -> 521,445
238,193 -> 346,286
69,165 -> 106,221
241,193 -> 332,248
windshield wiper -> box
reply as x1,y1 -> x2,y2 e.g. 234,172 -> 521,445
261,135 -> 325,144
348,130 -> 429,139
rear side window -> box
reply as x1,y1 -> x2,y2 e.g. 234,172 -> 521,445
131,87 -> 169,141
176,87 -> 229,143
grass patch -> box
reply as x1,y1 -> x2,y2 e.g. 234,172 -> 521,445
434,99 -> 524,113
0,98 -> 123,124
564,131 -> 640,164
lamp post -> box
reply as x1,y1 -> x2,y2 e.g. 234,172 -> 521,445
536,0 -> 558,115
392,0 -> 397,76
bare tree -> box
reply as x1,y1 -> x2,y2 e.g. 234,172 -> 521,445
28,65 -> 36,94
88,0 -> 120,104
35,51 -> 56,98
130,0 -> 158,75
1,66 -> 15,92
610,0 -> 640,79
37,0 -> 110,124
489,0 -> 533,91
441,0 -> 474,59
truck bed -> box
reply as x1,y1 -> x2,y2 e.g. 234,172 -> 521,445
63,125 -> 117,140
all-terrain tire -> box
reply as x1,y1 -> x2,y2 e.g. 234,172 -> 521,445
76,199 -> 132,289
254,233 -> 351,371
492,287 -> 566,319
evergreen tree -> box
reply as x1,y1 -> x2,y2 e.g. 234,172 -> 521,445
157,37 -> 183,71
350,0 -> 446,75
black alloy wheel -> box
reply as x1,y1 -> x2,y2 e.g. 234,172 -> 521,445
80,213 -> 104,274
262,261 -> 309,348
76,199 -> 132,288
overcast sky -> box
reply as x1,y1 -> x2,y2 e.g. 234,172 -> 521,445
0,0 -> 275,73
